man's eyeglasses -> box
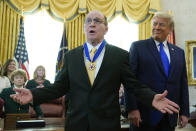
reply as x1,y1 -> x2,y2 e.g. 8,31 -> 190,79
85,18 -> 105,25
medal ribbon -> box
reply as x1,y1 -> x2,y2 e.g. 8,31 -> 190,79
84,40 -> 106,63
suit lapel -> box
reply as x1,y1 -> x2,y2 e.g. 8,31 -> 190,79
147,38 -> 167,77
77,46 -> 92,86
93,44 -> 110,87
167,43 -> 176,79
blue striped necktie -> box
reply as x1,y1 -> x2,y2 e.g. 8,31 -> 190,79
159,42 -> 170,77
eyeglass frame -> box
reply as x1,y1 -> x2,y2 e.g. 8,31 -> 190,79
85,17 -> 107,26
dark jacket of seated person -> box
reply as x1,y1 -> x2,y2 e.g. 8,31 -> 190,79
0,69 -> 30,114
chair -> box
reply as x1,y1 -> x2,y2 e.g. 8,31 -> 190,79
29,96 -> 65,118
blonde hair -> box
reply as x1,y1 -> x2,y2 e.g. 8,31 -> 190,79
33,65 -> 46,79
152,12 -> 174,29
10,69 -> 28,83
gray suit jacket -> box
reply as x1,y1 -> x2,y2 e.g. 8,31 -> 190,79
31,43 -> 156,131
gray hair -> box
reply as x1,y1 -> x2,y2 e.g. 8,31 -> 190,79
152,12 -> 174,29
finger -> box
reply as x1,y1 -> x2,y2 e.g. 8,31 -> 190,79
130,118 -> 135,126
10,94 -> 15,99
181,122 -> 186,128
13,87 -> 21,93
162,107 -> 173,114
133,120 -> 138,127
159,109 -> 166,114
136,118 -> 141,127
168,100 -> 180,109
10,94 -> 18,102
166,104 -> 179,114
159,90 -> 168,100
181,119 -> 188,128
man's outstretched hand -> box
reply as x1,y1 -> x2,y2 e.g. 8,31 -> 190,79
152,90 -> 179,114
10,88 -> 33,105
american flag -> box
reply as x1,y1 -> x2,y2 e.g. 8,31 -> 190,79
167,11 -> 175,45
14,17 -> 30,80
167,29 -> 175,45
55,24 -> 68,80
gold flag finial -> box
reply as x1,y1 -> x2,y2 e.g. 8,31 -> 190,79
168,10 -> 173,16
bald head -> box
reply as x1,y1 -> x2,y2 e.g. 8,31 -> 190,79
84,10 -> 108,46
85,10 -> 108,26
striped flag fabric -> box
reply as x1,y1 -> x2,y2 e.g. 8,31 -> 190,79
14,17 -> 30,80
167,10 -> 175,45
55,25 -> 68,80
167,29 -> 175,45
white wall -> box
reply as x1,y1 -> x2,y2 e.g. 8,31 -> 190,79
161,0 -> 196,49
161,0 -> 196,108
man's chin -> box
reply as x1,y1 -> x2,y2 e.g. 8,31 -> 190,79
152,36 -> 161,42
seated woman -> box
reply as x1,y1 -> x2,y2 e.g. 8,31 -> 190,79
0,61 -> 10,117
3,59 -> 16,83
0,69 -> 30,114
26,65 -> 50,118
0,60 -> 11,93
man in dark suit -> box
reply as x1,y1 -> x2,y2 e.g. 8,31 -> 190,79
10,10 -> 179,131
125,12 -> 189,131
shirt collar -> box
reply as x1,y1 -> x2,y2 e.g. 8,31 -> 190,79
14,85 -> 23,89
154,40 -> 168,47
86,41 -> 102,52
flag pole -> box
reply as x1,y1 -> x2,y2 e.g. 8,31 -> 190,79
62,18 -> 66,61
18,5 -> 24,68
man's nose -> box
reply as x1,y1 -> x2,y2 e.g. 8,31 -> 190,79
89,21 -> 96,26
155,24 -> 161,29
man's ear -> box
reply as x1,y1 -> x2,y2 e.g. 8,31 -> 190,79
104,26 -> 108,35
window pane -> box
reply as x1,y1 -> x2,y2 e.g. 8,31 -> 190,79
105,16 -> 138,51
24,10 -> 63,82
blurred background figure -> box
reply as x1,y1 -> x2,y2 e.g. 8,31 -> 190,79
0,61 -> 11,93
0,69 -> 29,114
0,61 -> 11,117
3,59 -> 17,82
120,84 -> 133,131
26,65 -> 50,118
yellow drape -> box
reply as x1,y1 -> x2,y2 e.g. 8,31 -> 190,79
2,0 -> 161,62
66,14 -> 86,50
6,0 -> 160,22
0,0 -> 20,65
138,14 -> 153,40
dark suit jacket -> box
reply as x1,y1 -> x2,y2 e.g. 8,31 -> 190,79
125,37 -> 189,127
31,43 -> 156,131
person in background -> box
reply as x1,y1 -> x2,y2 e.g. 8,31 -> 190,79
0,69 -> 29,114
10,10 -> 179,131
0,61 -> 11,93
3,59 -> 16,81
26,65 -> 50,118
125,12 -> 189,131
0,61 -> 11,117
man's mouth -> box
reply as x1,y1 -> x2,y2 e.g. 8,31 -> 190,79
89,30 -> 95,34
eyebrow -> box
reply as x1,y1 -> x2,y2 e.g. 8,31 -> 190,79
87,17 -> 103,20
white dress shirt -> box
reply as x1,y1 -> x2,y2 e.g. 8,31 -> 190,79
0,76 -> 10,93
84,42 -> 105,78
154,40 -> 171,63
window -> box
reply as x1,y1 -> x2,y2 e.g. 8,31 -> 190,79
25,13 -> 138,82
105,16 -> 138,51
24,10 -> 63,82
